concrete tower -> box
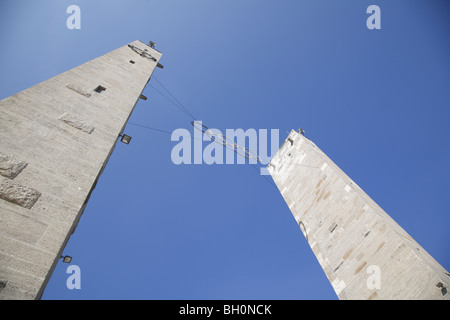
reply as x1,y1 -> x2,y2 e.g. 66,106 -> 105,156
268,130 -> 449,300
0,41 -> 162,299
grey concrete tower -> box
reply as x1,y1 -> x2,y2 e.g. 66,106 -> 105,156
268,130 -> 450,300
0,40 -> 162,299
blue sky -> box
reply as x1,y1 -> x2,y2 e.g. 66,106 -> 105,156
1,0 -> 449,300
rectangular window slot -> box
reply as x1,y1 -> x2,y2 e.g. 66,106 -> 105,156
94,85 -> 106,93
329,222 -> 338,233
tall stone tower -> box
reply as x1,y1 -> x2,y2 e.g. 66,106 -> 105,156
268,130 -> 450,299
0,40 -> 162,299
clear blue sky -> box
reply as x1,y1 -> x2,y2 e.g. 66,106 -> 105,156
1,0 -> 449,300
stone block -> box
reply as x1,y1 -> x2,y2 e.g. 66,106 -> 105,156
66,84 -> 92,98
0,153 -> 28,179
0,176 -> 41,209
58,112 -> 95,134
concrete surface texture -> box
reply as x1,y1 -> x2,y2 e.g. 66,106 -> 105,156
0,40 -> 162,299
268,130 -> 450,300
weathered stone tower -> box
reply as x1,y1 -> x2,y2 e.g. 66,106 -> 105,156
0,40 -> 162,299
269,130 -> 450,299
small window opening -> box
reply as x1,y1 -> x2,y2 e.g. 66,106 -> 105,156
94,85 -> 106,93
